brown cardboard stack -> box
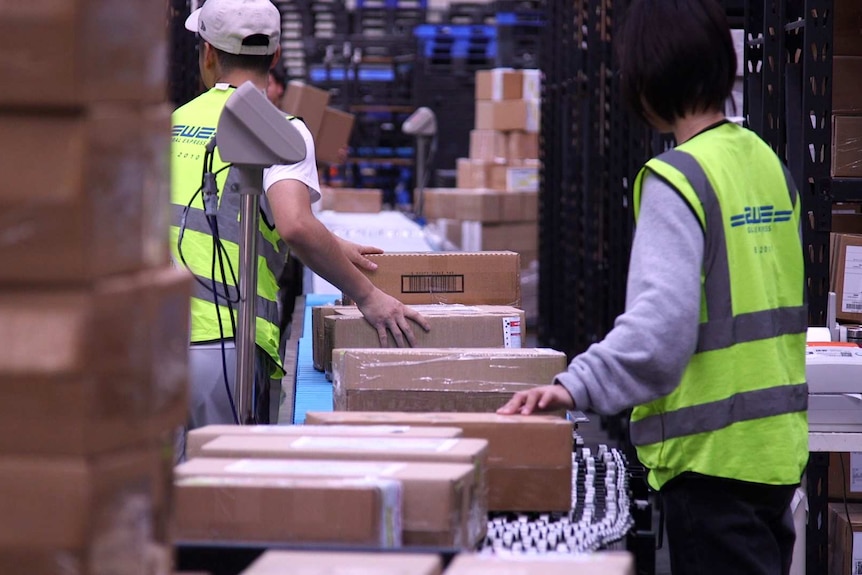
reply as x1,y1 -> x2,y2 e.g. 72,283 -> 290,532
827,452 -> 862,503
832,0 -> 862,177
305,412 -> 574,512
320,186 -> 383,213
828,502 -> 862,575
281,81 -> 355,164
422,69 -> 542,269
0,3 -> 189,571
240,551 -> 442,575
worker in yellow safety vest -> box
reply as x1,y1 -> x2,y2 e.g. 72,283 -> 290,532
498,1 -> 807,573
171,0 -> 429,452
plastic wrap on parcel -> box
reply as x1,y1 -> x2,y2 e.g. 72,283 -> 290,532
0,267 -> 191,455
331,348 -> 567,413
175,458 -> 482,548
0,448 -> 171,573
0,106 -> 171,284
323,305 -> 528,376
174,476 -> 403,547
833,115 -> 862,177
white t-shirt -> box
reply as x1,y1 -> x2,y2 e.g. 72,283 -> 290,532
263,117 -> 321,203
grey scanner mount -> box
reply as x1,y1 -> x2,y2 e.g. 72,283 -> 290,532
216,81 -> 307,424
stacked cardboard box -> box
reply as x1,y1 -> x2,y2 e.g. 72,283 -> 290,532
240,551 -> 442,575
832,0 -> 862,178
281,81 -> 355,165
443,552 -> 635,575
422,69 -> 542,269
830,233 -> 862,323
305,412 -> 574,512
0,3 -> 189,572
320,186 -> 383,213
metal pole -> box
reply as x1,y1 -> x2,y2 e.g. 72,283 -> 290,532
233,166 -> 263,425
414,136 -> 428,216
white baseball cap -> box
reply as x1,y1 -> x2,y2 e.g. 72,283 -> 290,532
185,0 -> 280,56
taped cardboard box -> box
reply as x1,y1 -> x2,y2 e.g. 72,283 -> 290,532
242,551 -> 442,575
475,69 -> 524,101
176,458 -> 481,548
186,424 -> 464,459
282,81 -> 330,137
198,435 -> 489,546
316,108 -> 355,165
833,58 -> 862,114
475,101 -> 539,133
331,348 -> 566,414
456,158 -> 507,190
175,476 -> 402,547
312,304 -> 339,370
0,107 -> 171,283
305,412 -> 574,512
359,251 -> 521,306
423,190 -> 537,223
323,305 -> 527,376
507,131 -> 540,161
0,267 -> 191,455
829,452 -> 862,503
832,115 -> 862,177
0,1 -> 166,107
469,130 -> 508,162
320,187 -> 383,213
835,0 -> 862,57
831,234 -> 862,323
0,448 -> 169,559
444,552 -> 635,575
461,222 -> 538,252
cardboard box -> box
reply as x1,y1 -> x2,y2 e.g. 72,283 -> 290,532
475,101 -> 540,133
461,222 -> 539,252
475,69 -> 524,101
0,267 -> 191,455
835,0 -> 862,57
241,551 -> 442,575
358,251 -> 521,306
305,412 -> 574,512
324,305 -> 527,375
831,234 -> 862,323
521,69 -> 542,101
0,1 -> 166,107
187,424 -> 464,459
176,458 -> 482,548
834,58 -> 862,113
175,476 -> 402,547
444,553 -> 634,575
832,115 -> 862,177
456,158 -> 507,190
469,130 -> 508,162
423,190 -> 538,223
331,348 -> 566,414
829,452 -> 862,502
320,187 -> 383,213
507,130 -> 540,161
828,502 -> 862,575
282,81 -> 331,137
316,107 -> 355,164
0,448 -> 169,559
0,108 -> 171,283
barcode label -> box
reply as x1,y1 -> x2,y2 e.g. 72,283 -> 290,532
401,274 -> 464,294
845,303 -> 862,311
854,559 -> 862,574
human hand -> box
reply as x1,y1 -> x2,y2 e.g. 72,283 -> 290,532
496,385 -> 575,415
355,288 -> 430,347
337,237 -> 384,272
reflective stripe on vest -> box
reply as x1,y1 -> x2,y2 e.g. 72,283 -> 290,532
188,275 -> 280,326
629,148 -> 806,447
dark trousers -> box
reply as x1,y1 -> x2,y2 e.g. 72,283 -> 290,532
662,473 -> 797,575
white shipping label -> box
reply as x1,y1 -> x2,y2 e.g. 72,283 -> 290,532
851,452 -> 862,492
853,532 -> 862,575
226,459 -> 405,477
503,316 -> 523,348
842,245 -> 862,313
291,436 -> 459,452
525,100 -> 541,133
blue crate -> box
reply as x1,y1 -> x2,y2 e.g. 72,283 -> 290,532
496,11 -> 545,26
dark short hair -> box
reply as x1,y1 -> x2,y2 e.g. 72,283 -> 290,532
617,0 -> 736,125
269,59 -> 287,87
199,34 -> 274,76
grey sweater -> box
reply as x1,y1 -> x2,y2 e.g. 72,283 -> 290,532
555,174 -> 704,415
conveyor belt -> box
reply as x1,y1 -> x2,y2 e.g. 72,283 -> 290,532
292,294 -> 337,424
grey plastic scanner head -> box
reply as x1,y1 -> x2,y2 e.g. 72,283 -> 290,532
217,81 -> 307,166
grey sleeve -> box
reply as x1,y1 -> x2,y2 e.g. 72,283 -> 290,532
554,173 -> 704,415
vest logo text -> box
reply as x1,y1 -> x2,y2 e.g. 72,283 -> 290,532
172,125 -> 216,142
730,205 -> 792,233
